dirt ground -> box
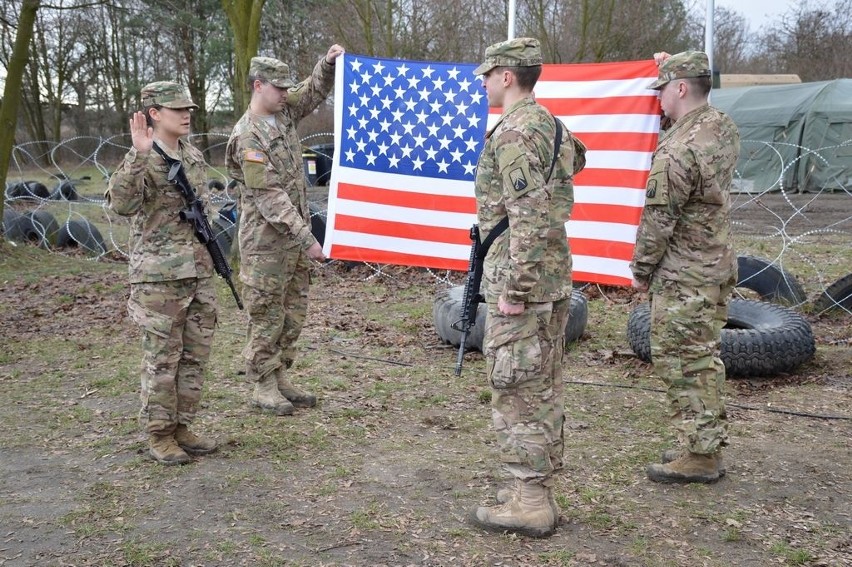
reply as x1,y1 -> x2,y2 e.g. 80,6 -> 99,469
0,235 -> 850,567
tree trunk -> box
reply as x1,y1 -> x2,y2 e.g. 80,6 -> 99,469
222,0 -> 266,118
0,0 -> 41,234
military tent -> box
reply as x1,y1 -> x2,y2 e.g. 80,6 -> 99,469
711,79 -> 852,193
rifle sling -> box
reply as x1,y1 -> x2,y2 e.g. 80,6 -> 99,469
477,116 -> 563,260
151,141 -> 196,204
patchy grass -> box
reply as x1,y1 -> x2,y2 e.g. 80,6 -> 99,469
0,237 -> 850,566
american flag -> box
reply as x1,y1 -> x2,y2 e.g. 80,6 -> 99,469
323,54 -> 661,286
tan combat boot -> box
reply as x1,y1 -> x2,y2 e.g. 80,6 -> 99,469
471,481 -> 557,538
276,371 -> 317,408
149,432 -> 191,466
252,375 -> 295,415
661,448 -> 725,476
174,424 -> 218,455
647,451 -> 724,484
496,480 -> 560,519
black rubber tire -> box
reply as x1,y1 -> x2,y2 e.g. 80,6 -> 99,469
23,181 -> 50,200
433,286 -> 588,352
4,210 -> 59,248
309,203 -> 326,246
50,180 -> 79,201
736,255 -> 806,305
814,273 -> 852,313
2,209 -> 27,240
626,299 -> 816,377
7,180 -> 49,200
28,210 -> 60,247
55,219 -> 106,254
211,217 -> 236,258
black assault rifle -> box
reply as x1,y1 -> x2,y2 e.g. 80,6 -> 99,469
152,143 -> 244,310
452,217 -> 508,376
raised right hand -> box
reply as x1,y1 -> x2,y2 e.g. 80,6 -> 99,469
130,111 -> 153,154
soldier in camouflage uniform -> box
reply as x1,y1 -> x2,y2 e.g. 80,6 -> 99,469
226,46 -> 344,415
468,38 -> 585,538
630,51 -> 740,484
107,82 -> 219,465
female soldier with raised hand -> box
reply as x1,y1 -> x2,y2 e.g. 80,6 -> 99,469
107,82 -> 218,465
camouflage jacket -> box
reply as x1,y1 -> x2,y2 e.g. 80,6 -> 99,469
475,96 -> 579,304
106,140 -> 214,284
630,103 -> 740,287
225,57 -> 335,290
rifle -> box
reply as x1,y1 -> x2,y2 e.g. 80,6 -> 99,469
452,217 -> 508,376
152,143 -> 244,310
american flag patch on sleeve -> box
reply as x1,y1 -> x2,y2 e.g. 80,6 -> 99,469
244,150 -> 266,163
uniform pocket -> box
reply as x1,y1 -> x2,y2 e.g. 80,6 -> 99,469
486,311 -> 542,389
128,296 -> 173,339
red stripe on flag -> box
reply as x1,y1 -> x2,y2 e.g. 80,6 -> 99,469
571,203 -> 643,226
570,238 -> 636,261
573,271 -> 633,286
571,132 -> 658,153
335,214 -> 470,245
539,96 -> 660,116
575,168 -> 651,188
540,60 -> 659,81
330,244 -> 468,271
337,183 -> 476,214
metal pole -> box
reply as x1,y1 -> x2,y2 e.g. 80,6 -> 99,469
705,0 -> 714,76
508,0 -> 516,40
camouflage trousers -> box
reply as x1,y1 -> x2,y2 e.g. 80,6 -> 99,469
127,277 -> 217,435
484,298 -> 570,484
649,279 -> 734,454
242,250 -> 310,381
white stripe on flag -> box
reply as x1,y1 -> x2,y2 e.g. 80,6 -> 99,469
484,113 -> 659,134
566,220 -> 638,243
332,230 -> 471,260
336,199 -> 476,229
584,150 -> 652,171
332,166 -> 475,196
573,255 -> 633,279
575,185 -> 647,207
535,78 -> 657,98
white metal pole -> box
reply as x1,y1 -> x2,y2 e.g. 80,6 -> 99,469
508,0 -> 516,40
705,0 -> 714,79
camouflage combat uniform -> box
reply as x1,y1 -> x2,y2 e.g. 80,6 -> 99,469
476,95 -> 580,486
225,56 -> 334,386
631,96 -> 740,455
106,115 -> 216,436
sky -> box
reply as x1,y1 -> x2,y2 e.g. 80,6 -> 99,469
714,0 -> 799,29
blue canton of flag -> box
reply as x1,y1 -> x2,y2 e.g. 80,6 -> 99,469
340,56 -> 488,182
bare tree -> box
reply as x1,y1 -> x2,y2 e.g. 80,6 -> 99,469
757,0 -> 852,81
519,0 -> 695,64
0,0 -> 40,235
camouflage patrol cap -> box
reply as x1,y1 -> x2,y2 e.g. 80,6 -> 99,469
250,56 -> 296,88
140,81 -> 198,110
649,50 -> 711,90
473,37 -> 543,75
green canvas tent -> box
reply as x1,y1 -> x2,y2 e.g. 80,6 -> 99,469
711,79 -> 852,193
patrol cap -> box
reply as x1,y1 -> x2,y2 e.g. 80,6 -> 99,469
474,37 -> 543,76
250,56 -> 296,89
648,50 -> 711,90
140,81 -> 198,110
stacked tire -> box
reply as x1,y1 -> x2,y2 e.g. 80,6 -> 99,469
433,286 -> 588,352
626,298 -> 816,377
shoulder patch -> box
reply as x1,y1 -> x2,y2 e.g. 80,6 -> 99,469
244,150 -> 266,164
509,168 -> 528,192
